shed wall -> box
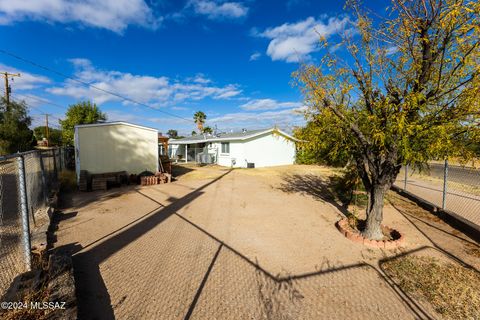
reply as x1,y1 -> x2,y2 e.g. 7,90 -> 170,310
76,124 -> 158,175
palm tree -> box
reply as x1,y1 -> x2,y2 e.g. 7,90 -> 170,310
202,126 -> 213,134
193,111 -> 206,131
166,129 -> 178,138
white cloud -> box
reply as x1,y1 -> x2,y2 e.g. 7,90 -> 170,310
240,98 -> 302,111
249,52 -> 261,61
171,82 -> 241,101
106,110 -> 181,126
187,73 -> 212,84
171,106 -> 190,111
14,93 -> 51,108
106,109 -> 196,135
0,64 -> 50,91
256,16 -> 354,63
385,46 -> 399,56
73,98 -> 306,135
47,58 -> 241,106
209,106 -> 307,129
0,0 -> 160,33
188,0 -> 248,20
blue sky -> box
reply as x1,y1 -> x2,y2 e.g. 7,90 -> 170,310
0,0 -> 384,135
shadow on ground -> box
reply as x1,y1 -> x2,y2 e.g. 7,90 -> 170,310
389,200 -> 480,272
55,170 -> 233,319
171,164 -> 195,178
379,246 -> 480,319
51,169 -> 480,319
277,173 -> 355,216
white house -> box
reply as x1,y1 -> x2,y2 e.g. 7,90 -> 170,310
74,122 -> 159,181
168,128 -> 298,168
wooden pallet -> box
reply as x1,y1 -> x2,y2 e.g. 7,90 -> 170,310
79,170 -> 88,191
91,177 -> 108,191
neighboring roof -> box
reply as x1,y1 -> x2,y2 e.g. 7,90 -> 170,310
170,128 -> 299,145
75,121 -> 158,132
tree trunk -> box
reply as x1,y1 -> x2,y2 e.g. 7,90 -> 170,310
362,184 -> 386,240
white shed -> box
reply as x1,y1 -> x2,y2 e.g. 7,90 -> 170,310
169,128 -> 298,168
74,122 -> 159,180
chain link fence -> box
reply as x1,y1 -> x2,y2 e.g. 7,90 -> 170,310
394,161 -> 480,231
0,148 -> 65,297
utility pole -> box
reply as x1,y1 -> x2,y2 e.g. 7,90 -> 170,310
2,72 -> 21,108
43,114 -> 51,146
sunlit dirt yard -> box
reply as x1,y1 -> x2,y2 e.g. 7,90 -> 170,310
54,164 -> 480,319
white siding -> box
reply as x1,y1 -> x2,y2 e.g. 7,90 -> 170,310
76,123 -> 158,176
217,141 -> 245,167
168,131 -> 297,168
243,133 -> 296,167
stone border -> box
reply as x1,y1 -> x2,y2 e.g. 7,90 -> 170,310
336,219 -> 405,249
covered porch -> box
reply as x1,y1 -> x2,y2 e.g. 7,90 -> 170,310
169,142 -> 218,164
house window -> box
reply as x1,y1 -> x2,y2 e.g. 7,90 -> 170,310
221,142 -> 230,154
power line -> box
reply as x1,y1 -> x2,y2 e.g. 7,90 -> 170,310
0,49 -> 197,124
0,50 -> 307,132
24,105 -> 63,123
29,113 -> 61,125
1,89 -> 64,122
12,92 -> 66,111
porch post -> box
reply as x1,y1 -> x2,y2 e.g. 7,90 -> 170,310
185,144 -> 188,163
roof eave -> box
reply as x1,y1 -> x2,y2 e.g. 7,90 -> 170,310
170,128 -> 300,144
75,121 -> 158,132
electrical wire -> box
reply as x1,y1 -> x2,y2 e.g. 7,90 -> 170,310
0,49 -> 197,124
0,49 -> 308,132
12,92 -> 66,111
2,89 -> 64,125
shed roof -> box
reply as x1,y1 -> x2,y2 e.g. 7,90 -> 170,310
75,121 -> 158,132
169,128 -> 299,145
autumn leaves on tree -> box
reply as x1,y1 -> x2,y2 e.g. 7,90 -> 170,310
295,0 -> 479,239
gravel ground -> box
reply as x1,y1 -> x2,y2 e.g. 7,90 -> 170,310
53,164 -> 480,319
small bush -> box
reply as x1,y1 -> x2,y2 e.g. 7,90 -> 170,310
59,170 -> 77,193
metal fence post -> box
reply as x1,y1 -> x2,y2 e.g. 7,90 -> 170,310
58,148 -> 62,172
17,155 -> 32,271
442,159 -> 448,210
52,149 -> 58,180
404,164 -> 408,191
39,151 -> 48,205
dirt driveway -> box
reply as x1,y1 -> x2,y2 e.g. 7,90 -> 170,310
54,164 -> 480,319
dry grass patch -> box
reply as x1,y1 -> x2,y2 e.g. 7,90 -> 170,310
238,164 -> 341,177
464,242 -> 480,258
383,255 -> 480,320
385,191 -> 443,223
1,288 -> 50,320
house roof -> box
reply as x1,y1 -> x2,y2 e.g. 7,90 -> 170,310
169,128 -> 299,145
75,121 -> 158,132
